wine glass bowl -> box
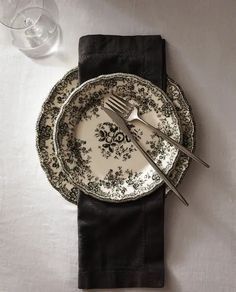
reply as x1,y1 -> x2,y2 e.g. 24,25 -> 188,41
0,0 -> 60,58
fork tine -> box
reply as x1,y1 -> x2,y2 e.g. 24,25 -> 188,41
105,100 -> 125,115
105,102 -> 123,116
111,92 -> 129,107
107,98 -> 129,114
110,95 -> 127,109
112,91 -> 133,109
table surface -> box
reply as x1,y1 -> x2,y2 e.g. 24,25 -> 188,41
0,1 -> 235,291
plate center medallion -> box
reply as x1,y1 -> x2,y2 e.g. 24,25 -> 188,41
94,122 -> 143,161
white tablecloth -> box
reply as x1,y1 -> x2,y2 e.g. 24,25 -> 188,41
0,1 -> 235,291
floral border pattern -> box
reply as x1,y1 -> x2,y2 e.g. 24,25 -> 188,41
36,68 -> 195,204
54,73 -> 182,202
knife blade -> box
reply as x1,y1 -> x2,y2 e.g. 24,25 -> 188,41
103,106 -> 189,206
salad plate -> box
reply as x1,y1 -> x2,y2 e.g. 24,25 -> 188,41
36,68 -> 195,204
54,73 -> 182,202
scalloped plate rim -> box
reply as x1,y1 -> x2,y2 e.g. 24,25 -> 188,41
53,72 -> 183,202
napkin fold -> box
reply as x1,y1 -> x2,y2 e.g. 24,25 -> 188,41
78,34 -> 166,289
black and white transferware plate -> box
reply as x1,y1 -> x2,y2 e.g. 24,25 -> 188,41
54,73 -> 182,202
36,68 -> 195,204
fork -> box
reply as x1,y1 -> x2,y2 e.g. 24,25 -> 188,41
106,92 -> 210,168
103,106 -> 189,206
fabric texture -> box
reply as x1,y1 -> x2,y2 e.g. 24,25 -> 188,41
77,34 -> 167,289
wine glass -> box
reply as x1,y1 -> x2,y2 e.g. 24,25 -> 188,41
0,0 -> 61,58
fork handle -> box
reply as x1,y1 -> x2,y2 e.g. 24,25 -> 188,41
137,117 -> 210,168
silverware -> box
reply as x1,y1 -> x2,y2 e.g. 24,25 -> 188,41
103,106 -> 189,206
108,92 -> 210,169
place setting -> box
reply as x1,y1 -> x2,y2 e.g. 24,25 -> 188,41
36,35 -> 210,289
37,69 -> 208,205
1,0 -> 231,289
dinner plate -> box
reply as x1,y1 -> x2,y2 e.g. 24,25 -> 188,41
54,73 -> 182,202
36,68 -> 195,204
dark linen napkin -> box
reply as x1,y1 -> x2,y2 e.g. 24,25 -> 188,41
77,35 -> 166,289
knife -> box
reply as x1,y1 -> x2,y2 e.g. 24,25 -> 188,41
103,106 -> 189,206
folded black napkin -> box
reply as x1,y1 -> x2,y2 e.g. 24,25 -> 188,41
77,35 -> 166,289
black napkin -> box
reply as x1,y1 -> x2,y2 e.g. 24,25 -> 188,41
78,35 -> 166,289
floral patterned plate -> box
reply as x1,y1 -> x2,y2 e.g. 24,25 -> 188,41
36,68 -> 195,205
54,73 -> 182,202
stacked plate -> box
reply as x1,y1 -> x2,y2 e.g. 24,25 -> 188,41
36,68 -> 195,204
